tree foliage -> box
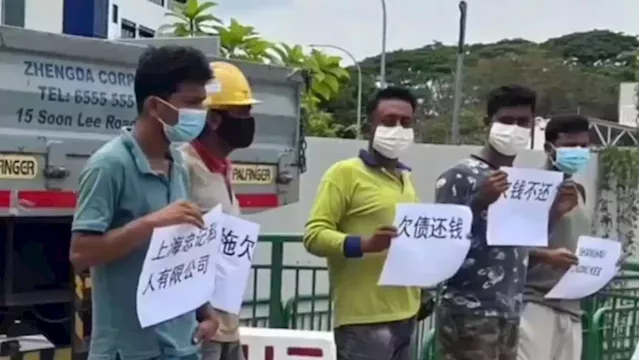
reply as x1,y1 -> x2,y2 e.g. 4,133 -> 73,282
158,0 -> 350,137
325,30 -> 639,143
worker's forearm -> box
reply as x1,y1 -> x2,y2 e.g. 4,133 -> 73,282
71,217 -> 155,271
303,221 -> 352,258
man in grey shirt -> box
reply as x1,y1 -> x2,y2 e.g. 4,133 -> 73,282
518,115 -> 591,360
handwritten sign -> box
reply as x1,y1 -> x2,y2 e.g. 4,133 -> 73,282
379,204 -> 472,287
487,167 -> 563,247
210,214 -> 260,315
545,236 -> 622,300
136,205 -> 223,328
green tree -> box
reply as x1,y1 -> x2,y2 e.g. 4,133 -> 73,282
270,43 -> 351,137
213,19 -> 273,62
324,30 -> 639,144
158,0 -> 351,137
157,0 -> 220,37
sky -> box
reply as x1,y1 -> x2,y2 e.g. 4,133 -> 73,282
213,0 -> 639,62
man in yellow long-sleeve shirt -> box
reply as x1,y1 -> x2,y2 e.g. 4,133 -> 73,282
303,87 -> 421,360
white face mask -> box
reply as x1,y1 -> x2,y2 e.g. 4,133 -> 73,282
488,122 -> 530,156
372,125 -> 414,159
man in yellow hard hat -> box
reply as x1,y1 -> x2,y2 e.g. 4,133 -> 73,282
180,61 -> 260,360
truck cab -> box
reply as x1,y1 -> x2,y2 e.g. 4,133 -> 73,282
0,25 -> 305,358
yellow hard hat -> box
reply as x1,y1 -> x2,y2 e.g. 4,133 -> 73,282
203,61 -> 260,108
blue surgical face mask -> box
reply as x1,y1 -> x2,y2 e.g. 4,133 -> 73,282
155,99 -> 207,143
552,146 -> 590,175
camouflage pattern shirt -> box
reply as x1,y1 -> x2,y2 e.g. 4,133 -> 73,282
434,156 -> 528,319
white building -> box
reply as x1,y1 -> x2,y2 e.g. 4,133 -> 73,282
0,0 -> 182,39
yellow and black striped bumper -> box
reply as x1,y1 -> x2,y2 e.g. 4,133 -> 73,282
3,347 -> 73,360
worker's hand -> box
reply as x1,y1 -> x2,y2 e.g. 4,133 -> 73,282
542,248 -> 579,269
146,200 -> 205,229
474,170 -> 509,208
360,226 -> 398,253
192,317 -> 219,344
550,181 -> 579,220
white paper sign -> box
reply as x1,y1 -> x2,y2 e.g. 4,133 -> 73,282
378,203 -> 472,287
487,167 -> 563,247
631,343 -> 640,360
136,205 -> 223,328
209,214 -> 260,315
545,236 -> 622,300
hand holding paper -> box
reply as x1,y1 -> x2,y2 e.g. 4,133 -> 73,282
378,203 -> 472,288
545,236 -> 622,300
361,226 -> 399,253
474,169 -> 510,209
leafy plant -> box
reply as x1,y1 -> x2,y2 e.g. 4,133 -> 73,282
213,19 -> 274,62
157,0 -> 220,37
157,0 -> 351,137
591,45 -> 640,265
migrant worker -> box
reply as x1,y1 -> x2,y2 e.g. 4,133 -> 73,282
303,87 -> 421,360
180,61 -> 259,360
70,46 -> 219,360
518,114 -> 591,360
434,85 -> 579,360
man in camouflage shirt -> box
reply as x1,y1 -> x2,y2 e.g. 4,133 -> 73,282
434,85 -> 536,360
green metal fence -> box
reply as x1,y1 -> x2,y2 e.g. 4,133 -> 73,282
241,234 -> 638,360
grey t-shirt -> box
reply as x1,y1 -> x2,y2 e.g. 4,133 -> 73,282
435,156 -> 528,319
524,192 -> 590,319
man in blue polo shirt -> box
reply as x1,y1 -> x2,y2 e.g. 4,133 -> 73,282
70,46 -> 219,360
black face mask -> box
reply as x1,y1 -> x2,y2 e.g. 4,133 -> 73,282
214,111 -> 255,149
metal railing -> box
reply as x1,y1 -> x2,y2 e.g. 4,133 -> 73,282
240,235 -> 639,360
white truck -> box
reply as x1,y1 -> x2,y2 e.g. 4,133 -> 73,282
0,25 -> 307,360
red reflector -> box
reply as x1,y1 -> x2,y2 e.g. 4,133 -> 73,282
0,190 -> 77,208
0,191 -> 278,209
19,190 -> 77,208
265,345 -> 274,360
287,347 -> 323,357
236,193 -> 278,208
0,191 -> 9,207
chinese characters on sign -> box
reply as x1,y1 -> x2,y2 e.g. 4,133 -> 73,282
502,179 -> 554,202
136,205 -> 223,328
379,204 -> 472,287
545,236 -> 622,300
210,214 -> 260,315
487,167 -> 563,247
397,215 -> 466,240
220,226 -> 257,261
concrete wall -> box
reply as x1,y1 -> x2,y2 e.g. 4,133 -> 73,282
246,137 -> 599,233
239,137 -> 603,320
